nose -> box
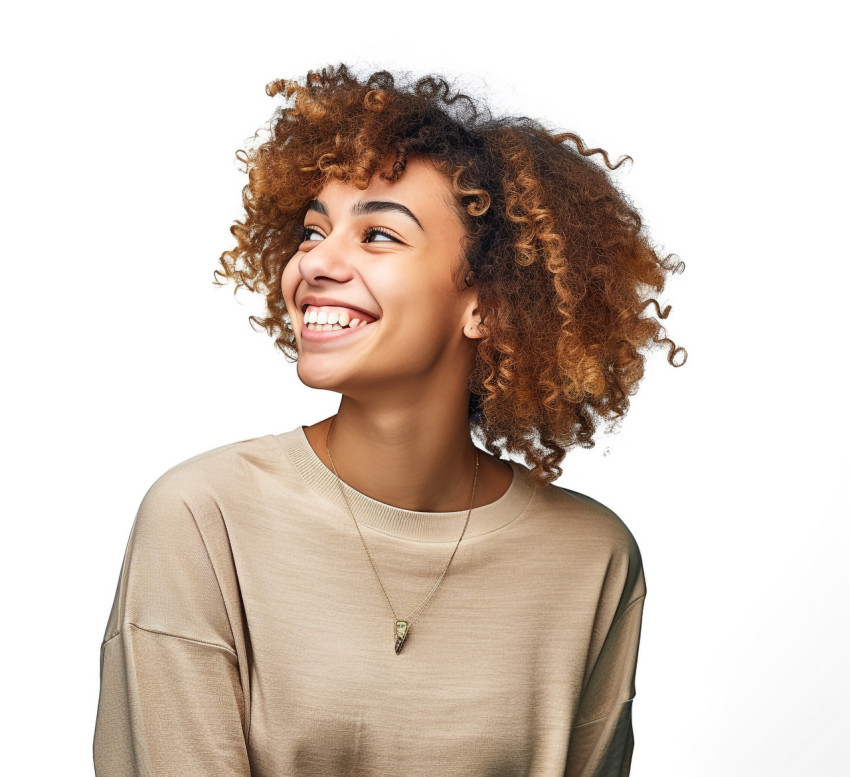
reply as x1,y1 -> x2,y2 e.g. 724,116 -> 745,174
296,233 -> 354,285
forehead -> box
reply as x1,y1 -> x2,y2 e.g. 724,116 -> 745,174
314,157 -> 460,224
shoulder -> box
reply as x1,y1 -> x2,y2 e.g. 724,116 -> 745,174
106,435 -> 286,645
144,433 -> 283,501
132,432 -> 288,535
116,434 -> 286,610
531,480 -> 640,559
525,479 -> 646,602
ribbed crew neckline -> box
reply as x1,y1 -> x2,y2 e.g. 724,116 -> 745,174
274,426 -> 536,543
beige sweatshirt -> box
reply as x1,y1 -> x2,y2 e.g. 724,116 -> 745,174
93,426 -> 646,777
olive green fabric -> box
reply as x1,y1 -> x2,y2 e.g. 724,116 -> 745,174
94,426 -> 645,776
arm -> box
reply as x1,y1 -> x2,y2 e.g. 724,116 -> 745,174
93,474 -> 251,777
565,593 -> 645,777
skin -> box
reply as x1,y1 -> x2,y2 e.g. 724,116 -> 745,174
281,156 -> 513,512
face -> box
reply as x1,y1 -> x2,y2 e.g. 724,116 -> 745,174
281,156 -> 480,399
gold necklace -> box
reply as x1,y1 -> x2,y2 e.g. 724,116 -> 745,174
325,416 -> 479,654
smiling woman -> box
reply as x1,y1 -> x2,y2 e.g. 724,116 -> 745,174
93,64 -> 685,777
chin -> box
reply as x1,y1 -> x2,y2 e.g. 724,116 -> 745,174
295,360 -> 347,393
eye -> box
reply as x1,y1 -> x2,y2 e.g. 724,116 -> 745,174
301,225 -> 326,242
364,226 -> 401,244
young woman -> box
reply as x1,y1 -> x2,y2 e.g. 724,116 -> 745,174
94,65 -> 684,776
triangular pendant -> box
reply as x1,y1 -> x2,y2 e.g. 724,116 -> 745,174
394,620 -> 410,654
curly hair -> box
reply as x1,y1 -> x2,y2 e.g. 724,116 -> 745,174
214,64 -> 686,485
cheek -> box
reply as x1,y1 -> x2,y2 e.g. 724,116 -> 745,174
385,299 -> 460,355
280,258 -> 299,306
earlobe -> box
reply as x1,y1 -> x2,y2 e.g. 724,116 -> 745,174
461,278 -> 482,339
463,306 -> 484,340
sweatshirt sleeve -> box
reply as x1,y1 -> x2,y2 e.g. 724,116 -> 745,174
93,472 -> 251,777
564,524 -> 646,777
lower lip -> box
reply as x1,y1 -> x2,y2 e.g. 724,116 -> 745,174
300,321 -> 376,342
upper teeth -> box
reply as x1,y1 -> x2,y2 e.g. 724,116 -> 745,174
303,305 -> 371,331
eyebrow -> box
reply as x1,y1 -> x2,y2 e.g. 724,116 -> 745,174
306,198 -> 424,231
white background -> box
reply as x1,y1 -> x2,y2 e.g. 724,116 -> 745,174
2,1 -> 847,774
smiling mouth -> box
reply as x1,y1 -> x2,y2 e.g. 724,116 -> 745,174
301,304 -> 378,332
303,317 -> 371,332
300,304 -> 378,339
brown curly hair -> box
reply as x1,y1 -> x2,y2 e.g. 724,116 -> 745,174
214,64 -> 686,485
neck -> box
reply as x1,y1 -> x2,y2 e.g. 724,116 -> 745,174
308,395 -> 479,512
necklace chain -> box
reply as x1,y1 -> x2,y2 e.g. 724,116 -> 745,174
325,416 -> 479,653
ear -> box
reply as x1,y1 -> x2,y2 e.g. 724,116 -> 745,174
461,291 -> 484,340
